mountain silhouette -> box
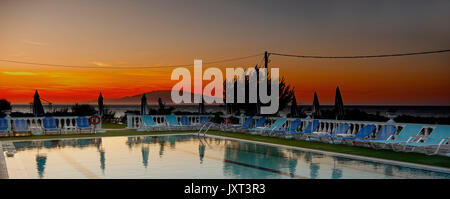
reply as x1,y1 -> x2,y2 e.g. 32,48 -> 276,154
78,90 -> 220,104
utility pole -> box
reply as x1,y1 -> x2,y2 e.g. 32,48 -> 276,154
264,51 -> 269,69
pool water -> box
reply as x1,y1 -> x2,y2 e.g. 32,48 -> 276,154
2,134 -> 449,179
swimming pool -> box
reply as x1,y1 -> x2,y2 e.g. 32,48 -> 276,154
1,134 -> 449,179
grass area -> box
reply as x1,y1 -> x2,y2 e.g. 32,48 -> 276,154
101,122 -> 126,129
207,131 -> 450,168
1,129 -> 449,168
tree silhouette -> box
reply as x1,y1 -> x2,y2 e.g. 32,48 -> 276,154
223,66 -> 294,115
0,99 -> 12,117
71,104 -> 96,116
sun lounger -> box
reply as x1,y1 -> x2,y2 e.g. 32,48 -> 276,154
13,119 -> 31,136
0,118 -> 10,136
165,115 -> 180,126
199,116 -> 209,125
307,123 -> 350,141
400,125 -> 450,155
141,115 -> 164,131
367,125 -> 422,149
198,116 -> 216,132
76,116 -> 94,133
228,116 -> 254,130
180,115 -> 191,126
284,120 -> 319,138
355,125 -> 397,142
43,117 -> 62,135
180,115 -> 194,130
180,115 -> 201,130
330,125 -> 376,144
271,119 -> 302,136
245,117 -> 267,132
251,118 -> 287,135
164,115 -> 182,130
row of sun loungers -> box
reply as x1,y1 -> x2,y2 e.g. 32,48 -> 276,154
0,117 -> 94,137
139,115 -> 210,131
2,114 -> 448,155
225,116 -> 450,156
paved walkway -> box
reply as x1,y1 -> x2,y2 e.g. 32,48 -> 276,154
0,143 -> 9,179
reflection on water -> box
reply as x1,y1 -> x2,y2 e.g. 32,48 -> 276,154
199,144 -> 205,164
331,157 -> 343,179
141,146 -> 149,168
36,154 -> 47,179
3,135 -> 450,179
14,138 -> 102,150
310,163 -> 320,179
99,148 -> 105,173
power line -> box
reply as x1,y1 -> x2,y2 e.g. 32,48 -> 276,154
269,49 -> 450,59
0,53 -> 262,70
2,48 -> 448,69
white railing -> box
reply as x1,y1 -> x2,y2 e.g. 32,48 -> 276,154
1,116 -> 99,135
236,116 -> 441,139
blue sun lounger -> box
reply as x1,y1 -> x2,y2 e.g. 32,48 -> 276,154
251,118 -> 287,135
307,123 -> 350,141
165,115 -> 181,130
180,116 -> 191,126
13,119 -> 31,136
363,124 -> 422,149
76,116 -> 93,133
400,125 -> 450,155
271,119 -> 302,135
355,125 -> 397,142
0,118 -> 10,136
228,116 -> 254,130
180,115 -> 199,130
198,116 -> 214,132
140,115 -> 164,131
331,125 -> 376,144
199,116 -> 210,126
284,120 -> 319,138
246,117 -> 267,131
43,117 -> 61,135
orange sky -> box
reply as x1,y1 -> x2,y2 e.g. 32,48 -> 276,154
1,0 -> 449,105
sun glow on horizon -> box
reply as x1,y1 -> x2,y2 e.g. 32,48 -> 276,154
1,0 -> 449,105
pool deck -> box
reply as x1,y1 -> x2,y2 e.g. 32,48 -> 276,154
0,144 -> 8,179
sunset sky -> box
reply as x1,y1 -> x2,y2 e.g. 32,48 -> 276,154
0,0 -> 449,105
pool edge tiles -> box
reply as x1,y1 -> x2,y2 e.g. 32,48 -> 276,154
204,134 -> 450,175
0,142 -> 9,179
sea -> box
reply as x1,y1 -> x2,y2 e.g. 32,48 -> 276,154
11,104 -> 450,118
